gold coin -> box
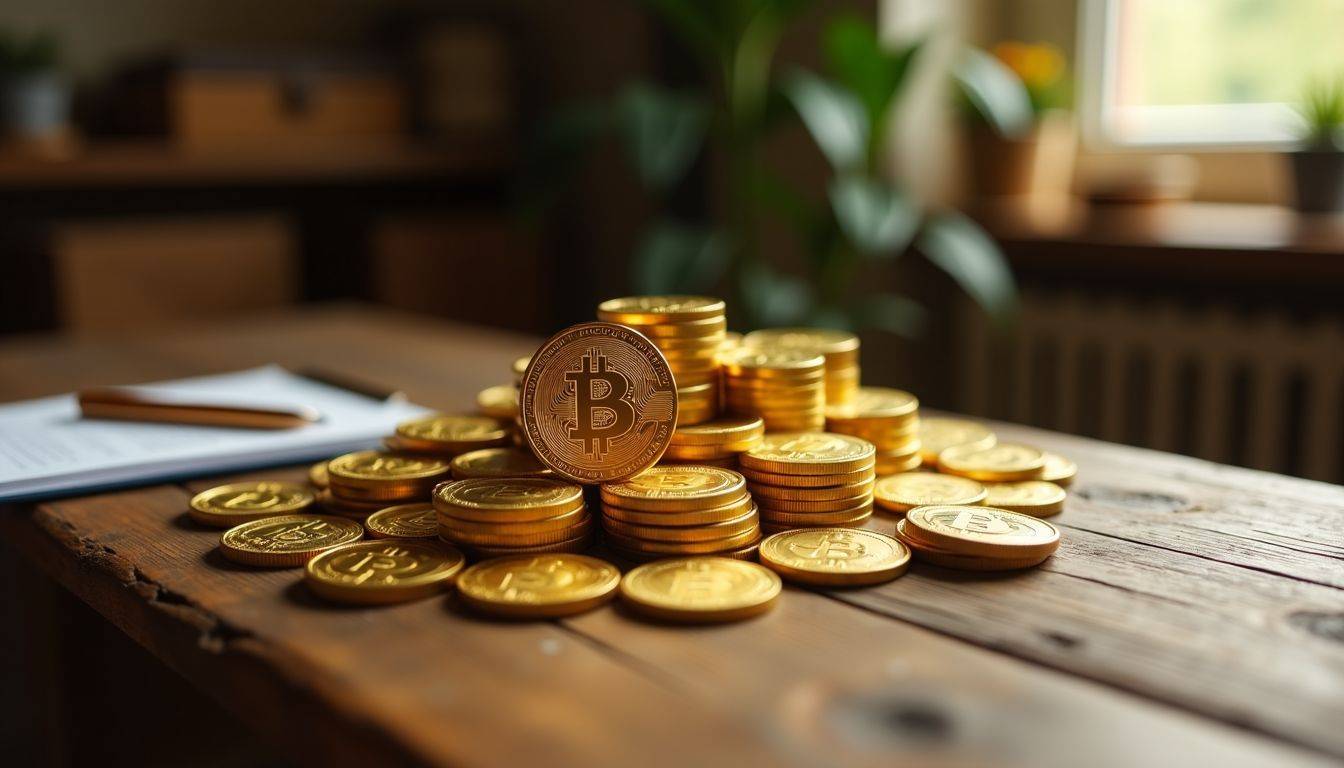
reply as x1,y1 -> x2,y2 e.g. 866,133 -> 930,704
455,554 -> 620,618
444,517 -> 594,548
600,465 -> 746,511
742,465 -> 875,488
435,478 -> 584,522
754,491 -> 873,514
661,455 -> 739,469
603,525 -> 760,554
395,414 -> 510,453
189,481 -> 314,528
662,443 -> 741,461
675,381 -> 718,403
602,507 -> 758,543
756,505 -> 872,528
720,347 -> 825,378
748,477 -> 874,501
439,503 -> 588,536
597,295 -> 725,324
309,461 -> 329,489
875,452 -> 924,476
512,355 -> 531,380
317,488 -> 394,516
919,418 -> 996,466
322,479 -> 430,503
601,494 -> 754,526
462,533 -> 595,559
328,450 -> 452,489
874,473 -> 986,514
620,557 -> 780,623
450,447 -> 552,479
624,316 -> 727,338
741,433 -> 876,475
476,385 -> 520,420
982,481 -> 1066,518
904,504 -> 1059,559
937,443 -> 1044,482
760,528 -> 908,586
824,386 -> 918,422
894,519 -> 1052,570
521,322 -> 677,483
1039,452 -> 1077,486
671,416 -> 765,446
304,540 -> 465,604
743,327 -> 859,365
219,514 -> 363,567
365,503 -> 438,539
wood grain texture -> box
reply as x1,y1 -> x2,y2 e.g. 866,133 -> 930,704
1,305 -> 1340,767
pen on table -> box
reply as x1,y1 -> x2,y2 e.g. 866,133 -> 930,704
77,387 -> 322,430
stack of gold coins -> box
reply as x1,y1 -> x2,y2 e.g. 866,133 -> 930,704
450,447 -> 552,479
873,472 -> 986,517
894,504 -> 1060,570
476,384 -> 519,422
599,466 -> 761,562
740,433 -> 876,532
719,347 -> 825,432
596,296 -> 726,425
825,387 -> 921,475
743,328 -> 859,405
322,451 -> 452,517
385,414 -> 511,458
982,480 -> 1066,518
660,416 -> 765,468
434,477 -> 593,559
918,417 -> 996,468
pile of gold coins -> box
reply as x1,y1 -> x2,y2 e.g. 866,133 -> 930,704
599,466 -> 761,561
434,477 -> 593,559
597,296 -> 725,425
744,328 -> 859,405
720,347 -> 826,432
319,450 -> 452,517
740,433 -> 876,533
660,415 -> 764,467
825,386 -> 921,475
893,504 -> 1060,570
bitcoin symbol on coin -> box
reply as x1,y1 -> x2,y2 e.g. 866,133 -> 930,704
948,509 -> 1013,535
565,350 -> 636,460
789,530 -> 865,563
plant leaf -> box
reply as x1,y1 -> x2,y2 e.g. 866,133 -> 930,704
853,293 -> 926,338
953,47 -> 1033,138
740,260 -> 813,327
633,222 -> 729,294
916,211 -> 1018,322
614,83 -> 709,189
828,175 -> 919,257
823,15 -> 923,124
781,68 -> 867,172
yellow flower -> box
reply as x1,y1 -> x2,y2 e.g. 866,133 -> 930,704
993,41 -> 1065,88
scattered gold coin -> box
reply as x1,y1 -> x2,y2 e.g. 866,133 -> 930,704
304,540 -> 466,604
620,557 -> 781,623
760,528 -> 910,587
520,322 -> 677,483
873,473 -> 986,515
918,418 -> 997,466
1039,451 -> 1077,486
455,554 -> 620,618
894,519 -> 1054,571
308,461 -> 329,489
364,503 -> 437,539
937,443 -> 1044,482
327,450 -> 452,499
476,385 -> 520,420
904,504 -> 1059,561
394,414 -> 510,454
219,514 -> 363,567
982,481 -> 1066,518
189,481 -> 314,528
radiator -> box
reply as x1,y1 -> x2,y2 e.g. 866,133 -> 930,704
955,290 -> 1344,483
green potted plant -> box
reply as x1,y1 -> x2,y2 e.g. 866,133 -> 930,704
1290,77 -> 1344,213
965,41 -> 1073,199
0,29 -> 69,144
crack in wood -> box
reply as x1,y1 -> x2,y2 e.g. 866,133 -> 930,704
1074,486 -> 1190,513
1288,612 -> 1344,644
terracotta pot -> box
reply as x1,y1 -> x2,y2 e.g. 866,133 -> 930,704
1289,149 -> 1344,213
969,110 -> 1076,199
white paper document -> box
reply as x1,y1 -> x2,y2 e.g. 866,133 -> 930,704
0,365 -> 428,502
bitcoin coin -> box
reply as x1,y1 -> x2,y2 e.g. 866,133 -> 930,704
435,478 -> 584,522
189,481 -> 314,528
521,322 -> 677,483
455,554 -> 620,618
904,504 -> 1059,559
874,473 -> 986,514
741,433 -> 876,475
597,295 -> 725,324
919,418 -> 997,466
982,481 -> 1066,518
365,503 -> 438,539
600,466 -> 746,511
394,415 -> 510,454
328,451 -> 452,491
476,385 -> 520,420
219,514 -> 363,567
937,443 -> 1044,482
760,528 -> 909,586
304,540 -> 466,604
1039,452 -> 1077,486
450,447 -> 551,479
620,557 -> 780,623
741,465 -> 875,488
894,519 -> 1052,570
309,461 -> 329,489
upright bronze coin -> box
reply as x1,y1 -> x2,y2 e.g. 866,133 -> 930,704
520,322 -> 677,484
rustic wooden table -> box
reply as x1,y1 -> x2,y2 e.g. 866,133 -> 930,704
1,305 -> 1340,768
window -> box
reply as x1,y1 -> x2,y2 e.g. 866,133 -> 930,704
1081,0 -> 1344,147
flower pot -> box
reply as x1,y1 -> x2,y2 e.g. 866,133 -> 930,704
969,110 -> 1076,199
1289,149 -> 1344,213
0,71 -> 70,139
